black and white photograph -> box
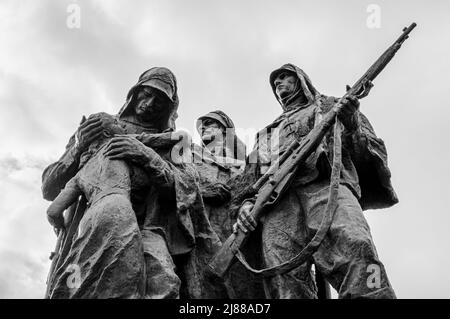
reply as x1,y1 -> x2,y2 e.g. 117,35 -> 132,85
0,0 -> 448,304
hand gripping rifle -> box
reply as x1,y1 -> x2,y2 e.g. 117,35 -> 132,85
207,23 -> 417,278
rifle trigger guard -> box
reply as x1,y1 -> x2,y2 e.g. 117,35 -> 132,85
356,80 -> 374,99
267,192 -> 279,206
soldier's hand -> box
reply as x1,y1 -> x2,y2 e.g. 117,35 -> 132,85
233,201 -> 257,234
104,134 -> 158,166
47,208 -> 65,230
75,115 -> 105,152
338,94 -> 360,131
202,183 -> 231,205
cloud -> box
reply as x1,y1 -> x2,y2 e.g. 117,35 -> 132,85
0,153 -> 54,298
0,249 -> 49,299
0,154 -> 49,177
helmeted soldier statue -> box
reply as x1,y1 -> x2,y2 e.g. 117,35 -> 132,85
234,63 -> 398,299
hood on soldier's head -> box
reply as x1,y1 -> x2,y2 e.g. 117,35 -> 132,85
269,63 -> 320,111
196,110 -> 246,160
118,67 -> 179,131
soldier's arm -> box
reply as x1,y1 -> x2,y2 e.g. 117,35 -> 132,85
199,180 -> 231,205
137,131 -> 181,149
46,174 -> 82,229
346,112 -> 388,164
338,95 -> 361,135
345,111 -> 398,209
42,115 -> 105,201
141,148 -> 176,190
42,134 -> 83,201
103,135 -> 176,191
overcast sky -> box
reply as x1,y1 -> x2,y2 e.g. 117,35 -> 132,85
0,0 -> 449,298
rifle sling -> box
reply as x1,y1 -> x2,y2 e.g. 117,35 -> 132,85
235,117 -> 343,278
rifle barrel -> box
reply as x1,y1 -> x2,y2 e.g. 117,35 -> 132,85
396,22 -> 417,44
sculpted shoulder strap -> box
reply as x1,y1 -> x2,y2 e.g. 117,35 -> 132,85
234,118 -> 343,277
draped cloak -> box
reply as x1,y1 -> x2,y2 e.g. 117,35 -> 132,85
42,67 -> 221,298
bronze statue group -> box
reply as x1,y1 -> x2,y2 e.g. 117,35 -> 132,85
43,65 -> 398,299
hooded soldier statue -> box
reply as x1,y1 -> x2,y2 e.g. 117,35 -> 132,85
234,64 -> 398,299
42,67 -> 223,299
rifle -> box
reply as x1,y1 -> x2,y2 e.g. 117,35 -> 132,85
207,23 -> 417,278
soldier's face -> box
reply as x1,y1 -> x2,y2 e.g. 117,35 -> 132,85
134,87 -> 166,121
200,119 -> 224,143
274,71 -> 298,99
